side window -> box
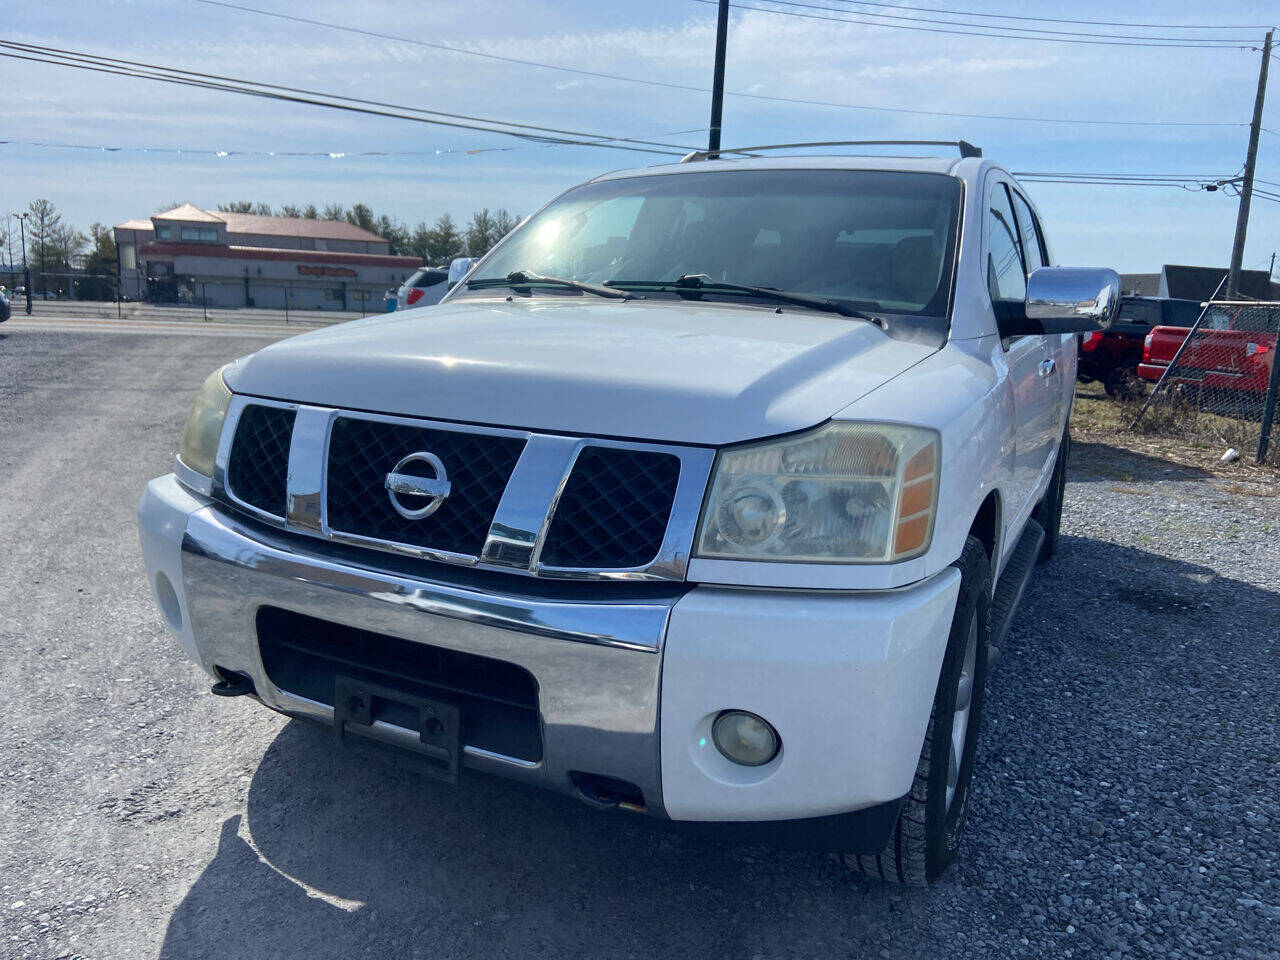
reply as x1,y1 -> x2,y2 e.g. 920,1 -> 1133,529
1010,192 -> 1045,274
986,183 -> 1026,301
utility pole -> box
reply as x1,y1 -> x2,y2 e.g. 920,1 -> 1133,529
707,0 -> 730,156
1227,29 -> 1272,298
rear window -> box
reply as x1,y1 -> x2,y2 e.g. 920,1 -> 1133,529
413,270 -> 448,289
1117,299 -> 1160,326
1161,299 -> 1202,327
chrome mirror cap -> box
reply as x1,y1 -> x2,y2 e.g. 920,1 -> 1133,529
1025,266 -> 1121,332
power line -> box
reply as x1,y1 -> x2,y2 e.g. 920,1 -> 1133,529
724,0 -> 1261,44
0,41 -> 699,156
0,130 -> 708,159
188,0 -> 1247,129
699,0 -> 1261,48
820,0 -> 1273,31
0,135 -> 1249,194
1012,172 -> 1233,179
0,40 -> 698,150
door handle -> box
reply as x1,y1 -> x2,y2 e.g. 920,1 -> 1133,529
1038,358 -> 1056,378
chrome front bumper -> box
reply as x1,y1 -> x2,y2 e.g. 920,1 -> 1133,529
141,473 -> 963,828
140,475 -> 676,813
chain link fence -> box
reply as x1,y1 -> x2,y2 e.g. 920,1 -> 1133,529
1130,300 -> 1280,464
2,269 -> 390,321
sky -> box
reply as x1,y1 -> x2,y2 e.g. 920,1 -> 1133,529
3,0 -> 1278,275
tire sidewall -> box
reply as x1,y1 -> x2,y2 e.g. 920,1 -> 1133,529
923,540 -> 992,880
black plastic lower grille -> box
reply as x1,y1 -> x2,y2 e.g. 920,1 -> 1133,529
256,607 -> 542,763
541,446 -> 681,569
226,404 -> 295,517
326,416 -> 524,557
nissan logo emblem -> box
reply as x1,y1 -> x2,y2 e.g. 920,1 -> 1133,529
384,451 -> 452,520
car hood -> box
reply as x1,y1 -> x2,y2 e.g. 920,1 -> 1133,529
224,297 -> 936,446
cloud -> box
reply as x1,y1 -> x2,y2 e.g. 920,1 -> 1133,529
4,0 -> 1275,272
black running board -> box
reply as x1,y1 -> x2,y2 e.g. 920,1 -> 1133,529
987,518 -> 1044,667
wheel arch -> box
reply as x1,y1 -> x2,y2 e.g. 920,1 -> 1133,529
967,489 -> 1001,580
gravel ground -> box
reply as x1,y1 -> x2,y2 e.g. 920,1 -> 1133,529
1,327 -> 1277,959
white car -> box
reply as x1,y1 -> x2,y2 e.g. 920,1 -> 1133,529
394,266 -> 450,311
138,141 -> 1117,884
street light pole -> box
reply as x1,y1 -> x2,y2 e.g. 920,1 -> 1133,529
707,0 -> 730,156
13,213 -> 31,315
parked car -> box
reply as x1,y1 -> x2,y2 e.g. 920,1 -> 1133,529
138,141 -> 1118,885
395,266 -> 450,311
1078,296 -> 1201,398
0,288 -> 9,322
1139,303 -> 1277,409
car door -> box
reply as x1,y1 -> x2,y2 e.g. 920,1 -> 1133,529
1010,187 -> 1068,458
986,179 -> 1055,526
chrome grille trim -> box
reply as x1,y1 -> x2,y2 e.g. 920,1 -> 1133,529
212,396 -> 714,582
212,396 -> 301,528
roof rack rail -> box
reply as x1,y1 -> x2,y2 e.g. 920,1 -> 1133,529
679,139 -> 982,163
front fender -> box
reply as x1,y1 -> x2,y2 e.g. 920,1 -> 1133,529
832,335 -> 1012,580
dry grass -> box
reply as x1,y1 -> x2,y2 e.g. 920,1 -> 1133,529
1071,383 -> 1280,480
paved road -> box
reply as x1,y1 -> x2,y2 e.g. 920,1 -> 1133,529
2,327 -> 1277,959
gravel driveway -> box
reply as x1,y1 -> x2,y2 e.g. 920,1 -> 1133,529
1,327 -> 1277,959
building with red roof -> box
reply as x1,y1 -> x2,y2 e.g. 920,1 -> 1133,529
114,204 -> 422,312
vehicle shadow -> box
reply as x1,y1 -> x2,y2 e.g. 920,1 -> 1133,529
156,721 -> 852,959
156,535 -> 1279,960
1068,439 -> 1214,482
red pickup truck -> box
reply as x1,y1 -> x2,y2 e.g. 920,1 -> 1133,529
1079,296 -> 1201,397
1139,304 -> 1277,408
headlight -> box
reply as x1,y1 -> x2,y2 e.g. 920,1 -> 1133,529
695,422 -> 939,563
177,365 -> 232,478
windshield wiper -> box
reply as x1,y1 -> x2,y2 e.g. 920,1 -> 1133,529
607,274 -> 880,323
468,270 -> 636,300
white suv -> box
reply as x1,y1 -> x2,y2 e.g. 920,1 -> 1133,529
139,141 -> 1117,884
394,266 -> 450,311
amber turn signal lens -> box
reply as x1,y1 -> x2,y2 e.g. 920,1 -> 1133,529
903,443 -> 935,483
895,513 -> 931,555
893,440 -> 938,560
898,477 -> 933,517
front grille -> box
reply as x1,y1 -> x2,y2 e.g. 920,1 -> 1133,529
256,607 -> 542,763
226,404 -> 295,517
541,446 -> 681,569
326,416 -> 525,557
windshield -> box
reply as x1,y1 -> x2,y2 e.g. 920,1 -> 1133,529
461,169 -> 962,319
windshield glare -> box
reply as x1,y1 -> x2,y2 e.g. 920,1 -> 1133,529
465,169 -> 962,317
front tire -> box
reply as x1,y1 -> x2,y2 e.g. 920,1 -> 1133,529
841,536 -> 992,885
1104,361 -> 1140,399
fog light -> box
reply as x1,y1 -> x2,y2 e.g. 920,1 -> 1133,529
711,710 -> 779,766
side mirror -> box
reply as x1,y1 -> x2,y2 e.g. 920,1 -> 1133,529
996,266 -> 1121,337
447,257 -> 478,288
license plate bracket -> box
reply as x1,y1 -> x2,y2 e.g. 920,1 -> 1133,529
333,675 -> 462,783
